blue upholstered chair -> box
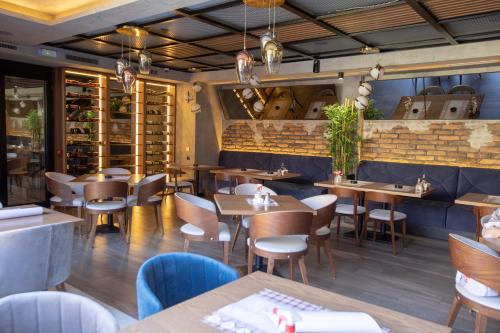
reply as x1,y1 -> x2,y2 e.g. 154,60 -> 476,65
136,252 -> 239,319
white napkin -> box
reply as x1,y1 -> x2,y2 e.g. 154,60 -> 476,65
485,208 -> 500,229
0,206 -> 44,220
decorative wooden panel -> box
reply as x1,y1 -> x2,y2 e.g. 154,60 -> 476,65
422,0 -> 500,21
251,21 -> 335,43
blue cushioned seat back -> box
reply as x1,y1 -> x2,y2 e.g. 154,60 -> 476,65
136,252 -> 239,319
457,167 -> 500,197
218,150 -> 270,170
358,161 -> 459,202
268,153 -> 331,183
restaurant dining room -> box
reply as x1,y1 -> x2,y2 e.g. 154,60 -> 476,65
1,0 -> 500,332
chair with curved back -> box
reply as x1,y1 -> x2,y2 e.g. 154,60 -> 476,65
0,291 -> 119,333
473,206 -> 498,241
7,156 -> 30,194
235,175 -> 261,186
45,172 -> 84,219
136,252 -> 239,319
330,187 -> 365,245
127,174 -> 166,241
232,183 -> 277,251
214,173 -> 234,194
248,211 -> 313,284
174,192 -> 231,264
84,181 -> 129,248
101,167 -> 131,175
363,191 -> 407,255
165,167 -> 194,194
447,234 -> 500,333
301,194 -> 337,279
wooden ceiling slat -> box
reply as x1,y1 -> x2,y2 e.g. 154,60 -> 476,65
323,3 -> 425,34
250,21 -> 335,43
195,34 -> 260,52
422,0 -> 500,20
149,44 -> 212,58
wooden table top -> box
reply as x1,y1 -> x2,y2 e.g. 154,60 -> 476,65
214,194 -> 315,216
181,164 -> 224,171
481,237 -> 500,252
455,192 -> 500,208
118,271 -> 450,333
70,173 -> 144,186
211,168 -> 300,181
314,179 -> 435,198
0,205 -> 83,233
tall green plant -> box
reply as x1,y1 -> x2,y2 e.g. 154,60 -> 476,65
323,101 -> 360,176
23,109 -> 42,149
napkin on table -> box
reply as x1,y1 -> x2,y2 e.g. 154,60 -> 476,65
0,206 -> 44,220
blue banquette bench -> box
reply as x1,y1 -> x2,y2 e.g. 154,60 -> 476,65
218,150 -> 500,240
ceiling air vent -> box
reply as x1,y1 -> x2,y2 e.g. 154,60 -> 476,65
0,42 -> 17,51
65,54 -> 98,65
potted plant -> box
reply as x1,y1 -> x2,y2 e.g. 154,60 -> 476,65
323,100 -> 361,180
23,109 -> 42,150
363,99 -> 384,120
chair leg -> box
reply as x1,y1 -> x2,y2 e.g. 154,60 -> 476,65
389,221 -> 397,256
298,257 -> 309,285
289,259 -> 295,281
231,217 -> 242,251
372,221 -> 378,241
223,241 -> 229,264
247,249 -> 254,275
446,294 -> 461,327
87,215 -> 97,249
336,215 -> 341,238
402,220 -> 407,248
55,283 -> 66,291
323,239 -> 336,279
155,205 -> 164,235
353,214 -> 360,246
183,238 -> 190,252
267,258 -> 275,274
316,241 -> 321,264
474,312 -> 487,333
127,208 -> 132,243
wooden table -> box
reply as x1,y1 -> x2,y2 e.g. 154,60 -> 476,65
181,164 -> 224,196
118,271 -> 450,333
0,204 -> 83,232
314,179 -> 435,198
71,173 -> 144,187
455,193 -> 500,208
211,168 -> 301,181
214,194 -> 315,216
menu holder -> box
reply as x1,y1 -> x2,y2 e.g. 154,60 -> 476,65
203,289 -> 387,333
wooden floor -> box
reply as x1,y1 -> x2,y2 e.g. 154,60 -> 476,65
69,195 -> 499,333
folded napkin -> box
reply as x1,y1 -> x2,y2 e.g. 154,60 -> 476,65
0,206 -> 44,220
482,208 -> 500,238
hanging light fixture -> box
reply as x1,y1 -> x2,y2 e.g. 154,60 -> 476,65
236,3 -> 254,84
122,35 -> 136,94
259,1 -> 272,62
369,64 -> 385,80
263,0 -> 283,74
116,25 -> 149,92
115,35 -> 128,82
138,50 -> 152,75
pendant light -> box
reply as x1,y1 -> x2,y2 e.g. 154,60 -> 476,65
138,35 -> 152,75
115,35 -> 128,82
236,3 -> 254,84
259,1 -> 272,62
121,35 -> 136,94
263,0 -> 283,74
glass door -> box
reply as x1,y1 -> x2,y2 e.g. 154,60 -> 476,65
3,76 -> 47,206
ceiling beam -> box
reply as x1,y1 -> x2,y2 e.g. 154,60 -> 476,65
280,2 -> 366,46
405,0 -> 458,45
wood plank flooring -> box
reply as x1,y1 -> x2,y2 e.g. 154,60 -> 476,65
69,195 -> 499,332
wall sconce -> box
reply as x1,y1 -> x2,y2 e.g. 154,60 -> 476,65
313,59 -> 320,73
338,72 -> 344,80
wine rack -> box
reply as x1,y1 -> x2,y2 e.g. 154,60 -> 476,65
64,70 -> 105,176
144,82 -> 175,175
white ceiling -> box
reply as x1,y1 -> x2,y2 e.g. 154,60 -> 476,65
0,0 -> 208,45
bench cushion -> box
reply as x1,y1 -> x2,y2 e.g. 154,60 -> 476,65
264,180 -> 327,200
268,153 -> 331,183
358,161 -> 459,202
218,150 -> 270,171
446,204 -> 476,232
396,198 -> 451,229
457,167 -> 500,198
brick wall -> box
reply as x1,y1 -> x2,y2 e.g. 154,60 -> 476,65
222,120 -> 329,156
362,120 -> 500,168
222,119 -> 500,169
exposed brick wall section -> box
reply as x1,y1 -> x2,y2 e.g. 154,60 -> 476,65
222,120 -> 329,156
362,120 -> 500,168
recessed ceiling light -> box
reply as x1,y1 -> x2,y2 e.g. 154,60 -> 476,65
360,45 -> 380,54
188,67 -> 202,72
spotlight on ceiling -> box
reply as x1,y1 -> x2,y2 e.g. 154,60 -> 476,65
360,45 -> 380,54
313,59 -> 320,73
338,72 -> 344,80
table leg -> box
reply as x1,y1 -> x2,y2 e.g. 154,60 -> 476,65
96,213 -> 119,233
194,170 -> 201,196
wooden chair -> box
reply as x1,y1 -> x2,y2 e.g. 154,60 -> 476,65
473,206 -> 498,241
101,167 -> 131,175
363,192 -> 407,255
232,184 -> 277,251
330,188 -> 365,245
301,194 -> 337,279
447,233 -> 500,333
248,211 -> 313,284
214,173 -> 234,194
45,172 -> 84,219
235,175 -> 261,186
174,192 -> 230,264
84,181 -> 129,249
7,157 -> 30,193
127,174 -> 166,241
165,167 -> 193,194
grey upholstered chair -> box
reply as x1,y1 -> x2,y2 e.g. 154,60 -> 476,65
0,222 -> 74,297
0,291 -> 119,333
